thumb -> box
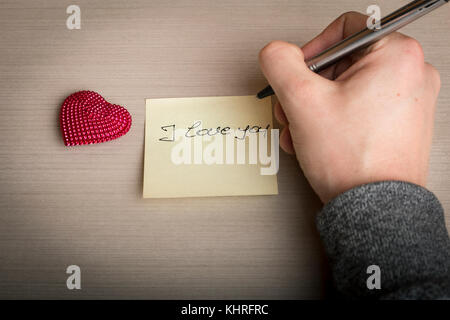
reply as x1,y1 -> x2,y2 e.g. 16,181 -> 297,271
258,41 -> 332,112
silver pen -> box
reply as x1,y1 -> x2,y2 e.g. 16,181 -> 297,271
257,0 -> 449,99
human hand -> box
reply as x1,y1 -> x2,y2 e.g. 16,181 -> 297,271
259,12 -> 441,203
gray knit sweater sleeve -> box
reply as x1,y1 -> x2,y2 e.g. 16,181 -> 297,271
317,181 -> 450,299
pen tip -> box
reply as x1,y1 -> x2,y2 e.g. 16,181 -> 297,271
256,86 -> 274,99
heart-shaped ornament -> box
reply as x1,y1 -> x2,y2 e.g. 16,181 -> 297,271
60,91 -> 132,146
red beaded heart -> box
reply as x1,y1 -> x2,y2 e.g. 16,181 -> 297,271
60,91 -> 132,146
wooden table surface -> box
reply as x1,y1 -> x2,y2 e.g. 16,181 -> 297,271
0,0 -> 449,299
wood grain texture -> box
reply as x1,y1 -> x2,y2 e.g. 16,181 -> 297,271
0,0 -> 449,299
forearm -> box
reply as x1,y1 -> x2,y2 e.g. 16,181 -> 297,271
317,181 -> 450,299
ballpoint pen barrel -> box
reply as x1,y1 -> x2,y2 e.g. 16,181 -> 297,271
257,0 -> 449,99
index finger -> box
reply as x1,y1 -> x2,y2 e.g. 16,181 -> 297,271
301,11 -> 368,79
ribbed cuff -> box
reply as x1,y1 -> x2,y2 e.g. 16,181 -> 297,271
317,181 -> 450,299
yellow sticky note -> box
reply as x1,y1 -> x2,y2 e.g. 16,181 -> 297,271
143,95 -> 278,198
